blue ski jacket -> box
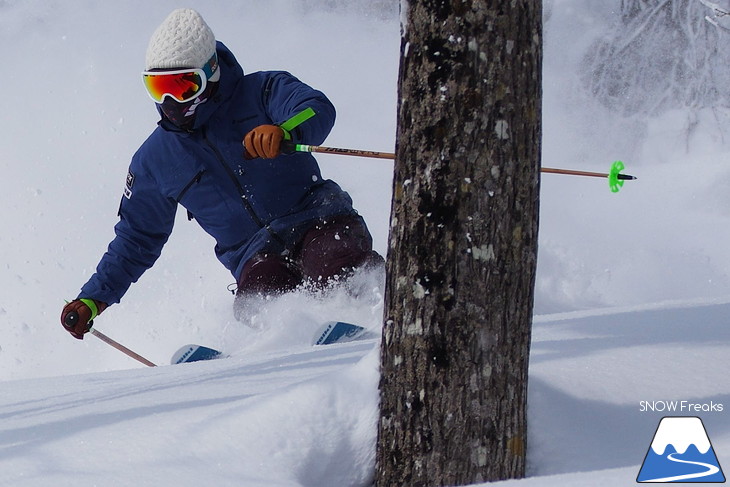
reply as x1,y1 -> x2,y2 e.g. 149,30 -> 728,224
79,42 -> 358,305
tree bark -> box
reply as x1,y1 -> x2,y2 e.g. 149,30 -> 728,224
375,1 -> 541,486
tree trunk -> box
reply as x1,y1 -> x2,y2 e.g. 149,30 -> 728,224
375,1 -> 541,486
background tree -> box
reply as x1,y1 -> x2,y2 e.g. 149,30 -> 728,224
375,1 -> 541,486
583,0 -> 730,118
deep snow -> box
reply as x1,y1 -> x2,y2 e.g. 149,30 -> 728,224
1,0 -> 729,486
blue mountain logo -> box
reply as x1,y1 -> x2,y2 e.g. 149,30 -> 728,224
637,416 -> 725,483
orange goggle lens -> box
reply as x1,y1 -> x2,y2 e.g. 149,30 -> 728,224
142,68 -> 207,103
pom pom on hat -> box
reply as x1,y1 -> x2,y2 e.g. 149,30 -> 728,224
145,9 -> 216,70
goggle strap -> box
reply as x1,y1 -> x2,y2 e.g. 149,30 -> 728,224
202,52 -> 219,79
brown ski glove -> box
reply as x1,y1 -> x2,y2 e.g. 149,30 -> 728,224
243,125 -> 286,159
61,299 -> 108,340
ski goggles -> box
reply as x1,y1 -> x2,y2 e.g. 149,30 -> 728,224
142,53 -> 219,103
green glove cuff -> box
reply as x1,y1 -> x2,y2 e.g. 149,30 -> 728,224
279,107 -> 316,141
80,298 -> 100,321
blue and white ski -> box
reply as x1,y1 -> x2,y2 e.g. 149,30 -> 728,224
171,321 -> 374,364
312,321 -> 371,345
171,344 -> 225,365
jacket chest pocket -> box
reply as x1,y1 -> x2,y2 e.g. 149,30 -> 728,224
175,169 -> 206,203
175,169 -> 206,221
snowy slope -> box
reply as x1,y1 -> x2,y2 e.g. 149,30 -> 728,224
1,0 -> 730,486
1,329 -> 381,486
3,297 -> 728,486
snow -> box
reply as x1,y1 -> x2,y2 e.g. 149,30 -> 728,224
0,0 -> 729,486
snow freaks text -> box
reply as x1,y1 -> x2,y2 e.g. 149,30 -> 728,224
639,401 -> 724,413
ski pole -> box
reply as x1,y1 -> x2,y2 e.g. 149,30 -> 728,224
541,166 -> 634,180
284,142 -> 396,160
283,142 -> 637,192
63,311 -> 157,367
88,329 -> 157,367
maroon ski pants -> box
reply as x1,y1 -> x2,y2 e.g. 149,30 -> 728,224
235,215 -> 383,299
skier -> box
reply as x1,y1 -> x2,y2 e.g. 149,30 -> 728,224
61,8 -> 382,339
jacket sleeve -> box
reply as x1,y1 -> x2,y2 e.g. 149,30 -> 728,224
262,71 -> 336,145
79,158 -> 176,305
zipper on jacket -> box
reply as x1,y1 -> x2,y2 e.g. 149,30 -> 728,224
175,169 -> 206,222
201,129 -> 287,248
175,169 -> 206,202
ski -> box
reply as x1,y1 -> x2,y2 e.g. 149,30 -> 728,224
171,321 -> 375,364
312,321 -> 373,345
171,344 -> 225,365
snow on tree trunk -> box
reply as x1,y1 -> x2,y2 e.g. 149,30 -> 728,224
375,1 -> 541,486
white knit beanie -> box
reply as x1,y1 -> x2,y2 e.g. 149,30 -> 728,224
145,9 -> 216,70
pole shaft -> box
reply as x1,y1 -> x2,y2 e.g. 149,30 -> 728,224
540,167 -> 609,178
296,144 -> 396,160
90,329 -> 157,367
295,145 -> 627,179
